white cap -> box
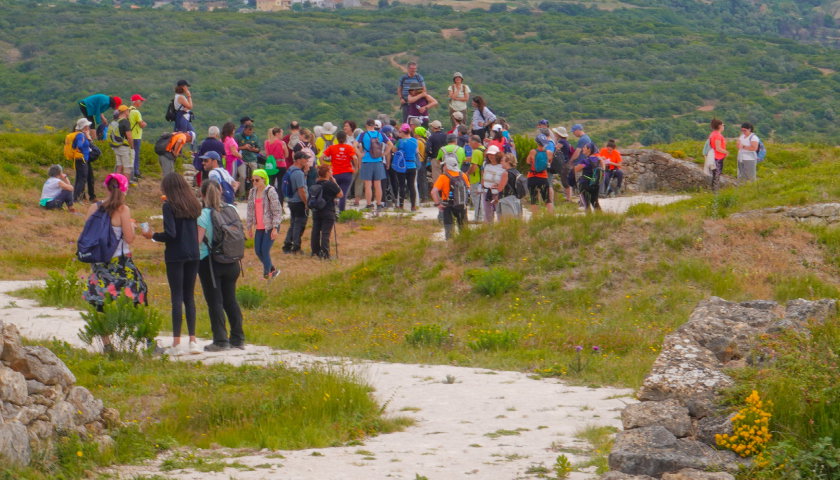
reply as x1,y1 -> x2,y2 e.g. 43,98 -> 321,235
374,120 -> 382,129
486,145 -> 501,155
492,124 -> 503,132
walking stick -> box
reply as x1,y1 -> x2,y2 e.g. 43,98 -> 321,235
333,220 -> 339,260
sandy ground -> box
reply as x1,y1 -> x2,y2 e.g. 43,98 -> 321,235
0,281 -> 635,480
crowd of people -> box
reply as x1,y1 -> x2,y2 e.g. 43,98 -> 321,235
41,64 -> 763,354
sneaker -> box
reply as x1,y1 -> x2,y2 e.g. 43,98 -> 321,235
189,341 -> 201,355
230,344 -> 246,350
203,343 -> 229,352
165,345 -> 183,356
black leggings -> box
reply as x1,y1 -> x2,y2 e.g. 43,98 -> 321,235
197,258 -> 244,346
400,168 -> 417,209
165,260 -> 199,337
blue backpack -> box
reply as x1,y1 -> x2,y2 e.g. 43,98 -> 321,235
753,135 -> 767,162
391,150 -> 407,173
211,168 -> 235,204
281,168 -> 296,199
533,149 -> 548,173
76,204 -> 121,263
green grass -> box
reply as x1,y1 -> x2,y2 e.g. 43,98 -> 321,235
573,425 -> 619,474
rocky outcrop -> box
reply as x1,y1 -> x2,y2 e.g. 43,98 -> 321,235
604,297 -> 836,479
616,150 -> 735,193
0,321 -> 119,466
731,203 -> 840,225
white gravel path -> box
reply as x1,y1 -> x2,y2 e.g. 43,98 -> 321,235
0,281 -> 635,479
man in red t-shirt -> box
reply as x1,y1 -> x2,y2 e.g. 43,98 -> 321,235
319,131 -> 358,212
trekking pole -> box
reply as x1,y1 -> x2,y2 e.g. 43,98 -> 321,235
333,221 -> 339,260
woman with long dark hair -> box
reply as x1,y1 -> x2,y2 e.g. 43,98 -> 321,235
143,172 -> 202,355
197,180 -> 245,351
173,80 -> 194,133
470,96 -> 496,141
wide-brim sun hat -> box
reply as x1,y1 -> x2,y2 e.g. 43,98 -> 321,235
103,173 -> 129,193
552,126 -> 569,138
75,118 -> 92,131
322,122 -> 338,135
453,72 -> 463,80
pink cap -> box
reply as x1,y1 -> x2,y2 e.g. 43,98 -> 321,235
399,123 -> 411,133
103,173 -> 129,192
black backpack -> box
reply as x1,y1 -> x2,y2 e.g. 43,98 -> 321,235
205,205 -> 245,264
549,147 -> 567,174
154,133 -> 174,155
443,171 -> 468,207
165,100 -> 177,122
308,183 -> 328,211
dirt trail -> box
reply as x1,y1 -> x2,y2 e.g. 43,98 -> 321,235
0,281 -> 633,480
382,51 -> 409,72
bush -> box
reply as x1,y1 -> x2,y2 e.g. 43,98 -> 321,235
468,329 -> 518,351
236,285 -> 266,309
78,296 -> 162,353
39,263 -> 85,308
405,324 -> 450,347
338,209 -> 363,223
466,266 -> 521,297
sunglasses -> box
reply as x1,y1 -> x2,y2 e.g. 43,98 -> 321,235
251,178 -> 262,182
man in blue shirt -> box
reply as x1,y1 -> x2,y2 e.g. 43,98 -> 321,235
356,119 -> 393,213
397,62 -> 425,123
282,151 -> 309,254
570,123 -> 596,162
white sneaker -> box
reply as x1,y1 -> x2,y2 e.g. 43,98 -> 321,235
165,344 -> 183,356
189,341 -> 201,355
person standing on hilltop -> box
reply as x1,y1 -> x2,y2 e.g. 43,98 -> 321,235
108,106 -> 134,179
569,123 -> 596,163
737,122 -> 759,183
128,94 -> 147,181
173,80 -> 194,135
470,96 -> 496,141
448,72 -> 471,129
708,118 -> 728,191
70,118 -> 95,203
398,61 -> 425,123
406,83 -> 438,128
78,94 -> 121,139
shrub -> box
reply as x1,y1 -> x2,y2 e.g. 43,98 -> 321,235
468,329 -> 518,351
236,285 -> 266,309
39,263 -> 85,308
338,209 -> 363,223
466,267 -> 521,297
405,324 -> 450,347
78,296 -> 162,353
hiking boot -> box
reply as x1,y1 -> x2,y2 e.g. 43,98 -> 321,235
203,343 -> 230,352
230,343 -> 246,350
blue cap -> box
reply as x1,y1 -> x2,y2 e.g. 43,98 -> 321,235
538,119 -> 549,126
199,151 -> 220,161
535,134 -> 549,146
381,125 -> 395,135
571,123 -> 584,132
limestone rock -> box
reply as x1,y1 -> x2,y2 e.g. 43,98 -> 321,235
0,322 -> 22,364
66,386 -> 103,425
696,415 -> 734,446
101,407 -> 121,428
47,401 -> 76,432
0,421 -> 31,466
25,379 -> 48,395
622,399 -> 691,438
601,472 -> 657,480
610,426 -> 745,477
662,469 -> 735,480
7,346 -> 76,387
784,298 -> 836,325
0,365 -> 28,405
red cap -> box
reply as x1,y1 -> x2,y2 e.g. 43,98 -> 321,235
131,94 -> 146,102
112,96 -> 122,108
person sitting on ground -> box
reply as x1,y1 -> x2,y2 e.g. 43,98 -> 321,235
575,143 -> 604,213
40,165 -> 75,212
310,165 -> 343,259
525,134 -> 554,214
599,139 -> 624,197
431,154 -> 470,240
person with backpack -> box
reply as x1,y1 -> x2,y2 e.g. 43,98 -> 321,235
737,122 -> 760,183
355,119 -> 393,213
67,118 -> 95,203
141,173 -> 202,356
158,131 -> 193,177
552,127 -> 575,202
574,143 -> 605,213
525,134 -> 554,214
40,165 -> 75,212
315,122 -> 339,158
447,72 -> 471,129
108,105 -> 134,178
195,126 -> 226,188
78,94 -> 121,139
436,133 -> 467,171
467,135 -> 485,221
498,154 -> 524,218
196,180 -> 245,352
246,169 -> 283,279
600,139 -> 624,197
414,126 -> 430,205
200,151 -> 239,205
128,94 -> 147,182
481,145 -> 508,223
470,96 -> 496,141
431,154 -> 470,240
309,165 -> 343,259
172,80 -> 194,134
320,130 -> 358,212
81,173 -> 148,353
393,123 -> 419,210
282,151 -> 310,254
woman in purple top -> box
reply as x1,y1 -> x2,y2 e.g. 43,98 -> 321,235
406,84 -> 438,128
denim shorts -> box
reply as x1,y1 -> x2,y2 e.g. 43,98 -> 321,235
360,161 -> 387,181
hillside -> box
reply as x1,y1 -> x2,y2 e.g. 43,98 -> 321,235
0,1 -> 839,146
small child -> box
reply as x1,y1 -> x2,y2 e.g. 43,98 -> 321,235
40,165 -> 75,212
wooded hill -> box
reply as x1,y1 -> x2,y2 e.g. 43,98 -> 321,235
1,0 -> 839,145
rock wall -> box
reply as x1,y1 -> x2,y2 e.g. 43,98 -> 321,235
617,149 -> 735,193
732,203 -> 840,226
0,321 -> 119,466
604,297 -> 836,479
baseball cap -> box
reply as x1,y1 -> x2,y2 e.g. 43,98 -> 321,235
112,96 -> 122,108
452,111 -> 464,121
430,120 -> 442,129
492,124 -> 503,132
538,119 -> 549,126
535,134 -> 549,146
240,116 -> 253,124
399,123 -> 411,133
199,151 -> 220,161
117,105 -> 129,112
131,94 -> 146,102
486,145 -> 501,155
374,120 -> 382,129
571,124 -> 584,132
176,79 -> 191,87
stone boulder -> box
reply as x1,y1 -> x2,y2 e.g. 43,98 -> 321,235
662,469 -> 735,480
609,426 -> 745,477
732,203 -> 840,226
601,473 -> 657,480
622,399 -> 691,438
0,365 -> 28,406
0,421 -> 31,466
7,346 -> 76,388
